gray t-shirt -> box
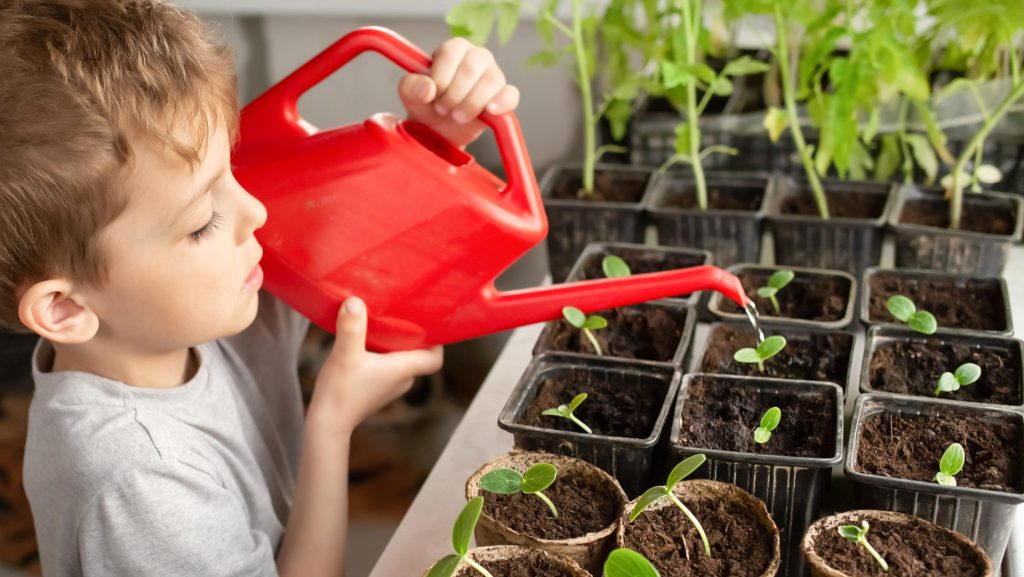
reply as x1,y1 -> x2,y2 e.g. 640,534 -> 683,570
24,291 -> 310,576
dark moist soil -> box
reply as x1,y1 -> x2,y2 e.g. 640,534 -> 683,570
676,376 -> 837,458
899,198 -> 1015,235
868,273 -> 1007,331
578,250 -> 705,282
869,339 -> 1021,405
812,518 -> 987,577
855,408 -> 1021,493
549,170 -> 648,203
539,306 -> 686,362
455,556 -> 579,577
660,185 -> 764,212
698,324 -> 853,388
718,269 -> 849,322
780,189 -> 886,219
481,471 -> 621,540
623,493 -> 774,577
519,369 -> 666,438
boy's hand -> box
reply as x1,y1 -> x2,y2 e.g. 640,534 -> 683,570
308,297 -> 443,436
398,37 -> 520,149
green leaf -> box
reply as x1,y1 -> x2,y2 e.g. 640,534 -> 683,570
721,55 -> 771,76
940,443 -> 965,477
525,49 -> 559,68
937,372 -> 959,394
426,554 -> 462,577
562,306 -> 585,328
976,165 -> 1004,184
542,405 -> 569,418
936,77 -> 976,103
568,392 -> 588,413
582,315 -> 608,330
733,348 -> 762,364
666,454 -> 706,488
756,286 -> 777,299
908,311 -> 938,335
496,2 -> 520,44
863,107 -> 880,144
905,134 -> 938,185
453,497 -> 484,556
763,107 -> 788,142
759,406 -> 782,432
709,76 -> 734,96
479,469 -> 523,494
935,471 -> 957,486
446,3 -> 495,46
757,335 -> 787,360
753,427 -> 772,444
604,548 -> 662,577
837,524 -> 865,542
955,363 -> 982,385
602,255 -> 631,278
630,486 -> 668,522
605,98 -> 632,142
660,61 -> 693,90
767,270 -> 794,290
875,134 -> 902,182
886,295 -> 916,322
521,463 -> 557,494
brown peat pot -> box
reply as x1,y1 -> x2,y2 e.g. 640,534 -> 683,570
801,510 -> 993,577
541,164 -> 657,281
422,545 -> 594,577
465,451 -> 626,575
616,479 -> 781,577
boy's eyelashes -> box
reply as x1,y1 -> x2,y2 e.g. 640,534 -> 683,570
189,211 -> 223,243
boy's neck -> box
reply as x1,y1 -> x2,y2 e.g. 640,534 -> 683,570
49,341 -> 199,389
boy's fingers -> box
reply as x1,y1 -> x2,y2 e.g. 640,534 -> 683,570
435,49 -> 495,115
451,68 -> 505,124
486,84 -> 520,115
387,345 -> 444,377
398,73 -> 437,111
429,38 -> 473,101
331,297 -> 368,359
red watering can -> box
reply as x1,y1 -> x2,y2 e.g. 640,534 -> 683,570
232,26 -> 753,352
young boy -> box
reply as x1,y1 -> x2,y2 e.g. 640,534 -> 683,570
0,1 -> 520,575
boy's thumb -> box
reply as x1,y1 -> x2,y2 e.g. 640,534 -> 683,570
398,74 -> 438,115
333,297 -> 368,356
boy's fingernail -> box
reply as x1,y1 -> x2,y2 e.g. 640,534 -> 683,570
486,102 -> 498,114
343,297 -> 365,314
452,110 -> 467,124
434,103 -> 448,116
417,77 -> 432,100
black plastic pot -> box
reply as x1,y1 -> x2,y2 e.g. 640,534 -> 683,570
532,301 -> 697,370
668,373 -> 844,577
765,177 -> 895,276
708,263 -> 856,330
859,326 -> 1024,409
497,354 -> 680,498
645,171 -> 770,267
541,164 -> 657,282
845,394 -> 1024,568
888,185 -> 1024,276
691,321 -> 857,397
861,267 -> 1013,336
563,242 -> 711,309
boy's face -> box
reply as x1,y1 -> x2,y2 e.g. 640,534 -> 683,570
81,119 -> 267,353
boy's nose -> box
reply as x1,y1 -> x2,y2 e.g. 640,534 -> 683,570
234,183 -> 267,243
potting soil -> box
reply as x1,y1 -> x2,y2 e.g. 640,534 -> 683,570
520,374 -> 663,438
811,518 -> 988,577
699,324 -> 852,387
899,198 -> 1015,235
718,270 -> 848,322
542,306 -> 684,362
481,471 -> 621,540
868,274 -> 1008,331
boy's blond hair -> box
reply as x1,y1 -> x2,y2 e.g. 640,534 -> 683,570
0,0 -> 239,331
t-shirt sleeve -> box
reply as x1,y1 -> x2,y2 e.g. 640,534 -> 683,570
78,461 -> 279,577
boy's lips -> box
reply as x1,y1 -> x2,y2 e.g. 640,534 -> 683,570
243,250 -> 263,292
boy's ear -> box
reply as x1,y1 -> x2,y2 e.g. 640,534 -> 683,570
18,280 -> 99,344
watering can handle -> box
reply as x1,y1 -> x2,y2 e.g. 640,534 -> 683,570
243,26 -> 541,216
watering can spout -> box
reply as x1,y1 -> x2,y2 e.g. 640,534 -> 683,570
440,265 -> 751,346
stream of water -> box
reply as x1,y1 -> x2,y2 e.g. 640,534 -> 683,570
743,301 -> 766,344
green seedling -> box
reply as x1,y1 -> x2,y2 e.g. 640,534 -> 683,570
837,521 -> 889,573
755,270 -> 794,315
934,442 -> 965,487
602,255 -> 631,278
754,407 -> 782,444
934,363 -> 982,397
479,462 -> 559,518
733,335 -> 787,373
604,548 -> 661,577
630,454 -> 711,557
542,392 -> 592,434
562,306 -> 608,356
886,295 -> 937,335
426,496 -> 495,577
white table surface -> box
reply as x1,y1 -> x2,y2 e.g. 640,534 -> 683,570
369,245 -> 1024,577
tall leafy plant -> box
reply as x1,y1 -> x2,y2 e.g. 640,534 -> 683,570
447,0 -> 635,196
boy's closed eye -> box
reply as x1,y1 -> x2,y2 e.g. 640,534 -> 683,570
189,210 -> 223,243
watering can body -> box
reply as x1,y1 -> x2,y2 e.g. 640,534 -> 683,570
233,27 -> 750,352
